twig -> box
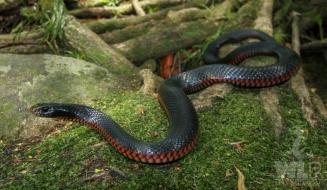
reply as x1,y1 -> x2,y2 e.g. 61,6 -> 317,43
109,166 -> 126,177
77,172 -> 108,183
85,2 -> 200,33
291,11 -> 301,55
132,0 -> 146,16
290,11 -> 317,128
0,158 -> 36,163
68,0 -> 185,18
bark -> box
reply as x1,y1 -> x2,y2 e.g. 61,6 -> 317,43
98,21 -> 156,45
291,11 -> 301,55
0,30 -> 50,53
66,0 -> 108,9
0,44 -> 50,53
132,0 -> 146,16
100,8 -> 208,45
0,0 -> 213,59
0,30 -> 44,47
300,39 -> 327,52
61,15 -> 138,74
112,19 -> 219,62
110,0 -> 237,62
0,0 -> 21,12
0,30 -> 45,41
291,11 -> 319,127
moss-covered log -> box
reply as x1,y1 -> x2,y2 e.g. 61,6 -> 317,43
112,19 -> 219,62
61,15 -> 138,74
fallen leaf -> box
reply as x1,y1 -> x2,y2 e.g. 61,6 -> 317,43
160,54 -> 179,78
235,166 -> 247,190
230,141 -> 244,153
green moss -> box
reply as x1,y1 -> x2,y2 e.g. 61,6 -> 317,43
1,86 -> 326,189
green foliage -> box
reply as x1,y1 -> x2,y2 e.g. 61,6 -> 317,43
226,6 -> 233,20
145,6 -> 160,14
273,27 -> 289,45
102,0 -> 124,7
16,0 -> 67,53
1,87 -> 326,189
311,14 -> 324,40
194,0 -> 210,9
41,0 -> 67,53
177,26 -> 224,70
62,49 -> 88,60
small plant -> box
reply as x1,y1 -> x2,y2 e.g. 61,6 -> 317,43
194,0 -> 209,10
146,6 -> 160,14
179,26 -> 224,69
41,0 -> 67,53
312,15 -> 323,40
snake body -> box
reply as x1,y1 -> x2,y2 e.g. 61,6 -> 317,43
30,30 -> 301,164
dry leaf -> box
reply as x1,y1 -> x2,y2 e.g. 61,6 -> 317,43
235,166 -> 247,190
230,141 -> 244,153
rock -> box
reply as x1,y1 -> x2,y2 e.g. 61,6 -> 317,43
0,53 -> 131,138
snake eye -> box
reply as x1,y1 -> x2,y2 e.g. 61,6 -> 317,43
41,106 -> 50,113
30,104 -> 57,117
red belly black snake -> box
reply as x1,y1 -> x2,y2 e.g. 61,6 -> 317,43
30,29 -> 301,164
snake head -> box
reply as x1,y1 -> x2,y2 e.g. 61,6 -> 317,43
30,103 -> 68,117
30,103 -> 91,119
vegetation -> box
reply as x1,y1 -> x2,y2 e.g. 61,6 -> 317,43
1,86 -> 326,189
0,0 -> 326,189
